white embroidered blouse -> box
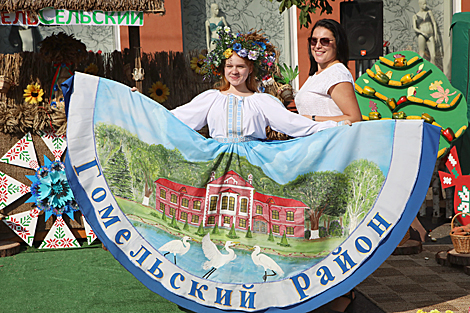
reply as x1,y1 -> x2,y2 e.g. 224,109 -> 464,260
171,89 -> 337,141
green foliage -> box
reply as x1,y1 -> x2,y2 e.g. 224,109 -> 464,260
150,211 -> 159,219
268,0 -> 333,28
245,227 -> 253,238
286,171 -> 349,226
343,159 -> 385,234
319,226 -> 327,238
103,146 -> 133,200
277,231 -> 291,247
268,229 -> 275,241
226,223 -> 239,239
169,215 -> 180,230
195,221 -> 205,236
276,63 -> 299,85
328,220 -> 343,237
212,222 -> 220,235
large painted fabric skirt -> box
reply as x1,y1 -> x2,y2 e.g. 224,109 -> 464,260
64,73 -> 440,312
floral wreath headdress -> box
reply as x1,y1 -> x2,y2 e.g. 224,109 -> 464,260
202,27 -> 278,84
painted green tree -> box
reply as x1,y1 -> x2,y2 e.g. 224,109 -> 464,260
212,222 -> 220,235
226,223 -> 239,239
286,171 -> 349,239
245,227 -> 253,238
103,146 -> 133,200
195,221 -> 205,236
343,159 -> 385,235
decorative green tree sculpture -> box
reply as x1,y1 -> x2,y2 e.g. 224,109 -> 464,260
355,51 -> 467,159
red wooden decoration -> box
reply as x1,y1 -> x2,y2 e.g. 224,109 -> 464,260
439,146 -> 470,226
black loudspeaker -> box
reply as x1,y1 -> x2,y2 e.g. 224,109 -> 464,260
340,1 -> 383,60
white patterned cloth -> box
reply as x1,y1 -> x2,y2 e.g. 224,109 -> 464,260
295,63 -> 354,117
171,89 -> 337,141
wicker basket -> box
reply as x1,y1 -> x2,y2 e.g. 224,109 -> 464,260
450,212 -> 470,254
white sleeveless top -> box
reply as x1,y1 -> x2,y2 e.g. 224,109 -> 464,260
295,63 -> 354,117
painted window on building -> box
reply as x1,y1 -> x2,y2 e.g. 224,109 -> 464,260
169,207 -> 176,216
170,194 -> 177,204
181,211 -> 187,221
273,224 -> 280,233
182,198 -> 189,207
286,226 -> 294,235
160,189 -> 166,199
229,197 -> 235,211
240,198 -> 248,213
160,202 -> 165,211
286,211 -> 294,221
256,205 -> 263,214
210,196 -> 217,211
224,216 -> 230,224
272,210 -> 279,220
193,200 -> 201,210
191,214 -> 199,224
207,216 -> 215,224
221,196 -> 228,210
239,218 -> 246,228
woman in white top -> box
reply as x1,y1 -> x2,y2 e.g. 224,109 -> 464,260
172,29 -> 350,142
295,19 -> 362,124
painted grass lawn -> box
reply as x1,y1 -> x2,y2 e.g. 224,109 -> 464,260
116,197 -> 345,257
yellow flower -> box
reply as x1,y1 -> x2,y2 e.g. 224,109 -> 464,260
23,83 -> 44,104
223,48 -> 233,59
84,63 -> 99,75
190,54 -> 207,75
429,80 -> 443,90
149,81 -> 170,103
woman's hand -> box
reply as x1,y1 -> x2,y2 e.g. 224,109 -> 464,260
337,119 -> 352,126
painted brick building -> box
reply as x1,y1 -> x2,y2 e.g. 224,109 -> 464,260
155,170 -> 307,237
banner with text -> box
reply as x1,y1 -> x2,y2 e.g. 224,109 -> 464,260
1,9 -> 143,26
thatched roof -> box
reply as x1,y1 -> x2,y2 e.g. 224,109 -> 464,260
0,0 -> 165,15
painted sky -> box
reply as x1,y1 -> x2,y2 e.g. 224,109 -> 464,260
93,78 -> 394,184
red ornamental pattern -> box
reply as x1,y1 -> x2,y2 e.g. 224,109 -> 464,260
61,238 -> 76,248
29,208 -> 41,218
439,146 -> 470,225
0,189 -> 8,207
43,238 -> 60,249
0,175 -> 7,189
29,160 -> 39,169
55,217 -> 65,227
20,184 -> 30,194
5,217 -> 31,240
53,150 -> 62,160
4,149 -> 20,161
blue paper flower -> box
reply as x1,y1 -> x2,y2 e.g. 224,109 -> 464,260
233,43 -> 242,52
237,49 -> 248,58
26,156 -> 79,221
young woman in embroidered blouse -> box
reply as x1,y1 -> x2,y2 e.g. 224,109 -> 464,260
172,31 -> 351,143
295,19 -> 362,124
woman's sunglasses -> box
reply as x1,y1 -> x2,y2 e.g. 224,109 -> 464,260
308,37 -> 333,47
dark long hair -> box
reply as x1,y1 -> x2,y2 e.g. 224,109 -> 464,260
308,19 -> 349,76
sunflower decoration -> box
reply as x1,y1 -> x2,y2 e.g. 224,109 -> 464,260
23,83 -> 44,104
190,54 -> 208,75
84,63 -> 99,75
149,81 -> 170,103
